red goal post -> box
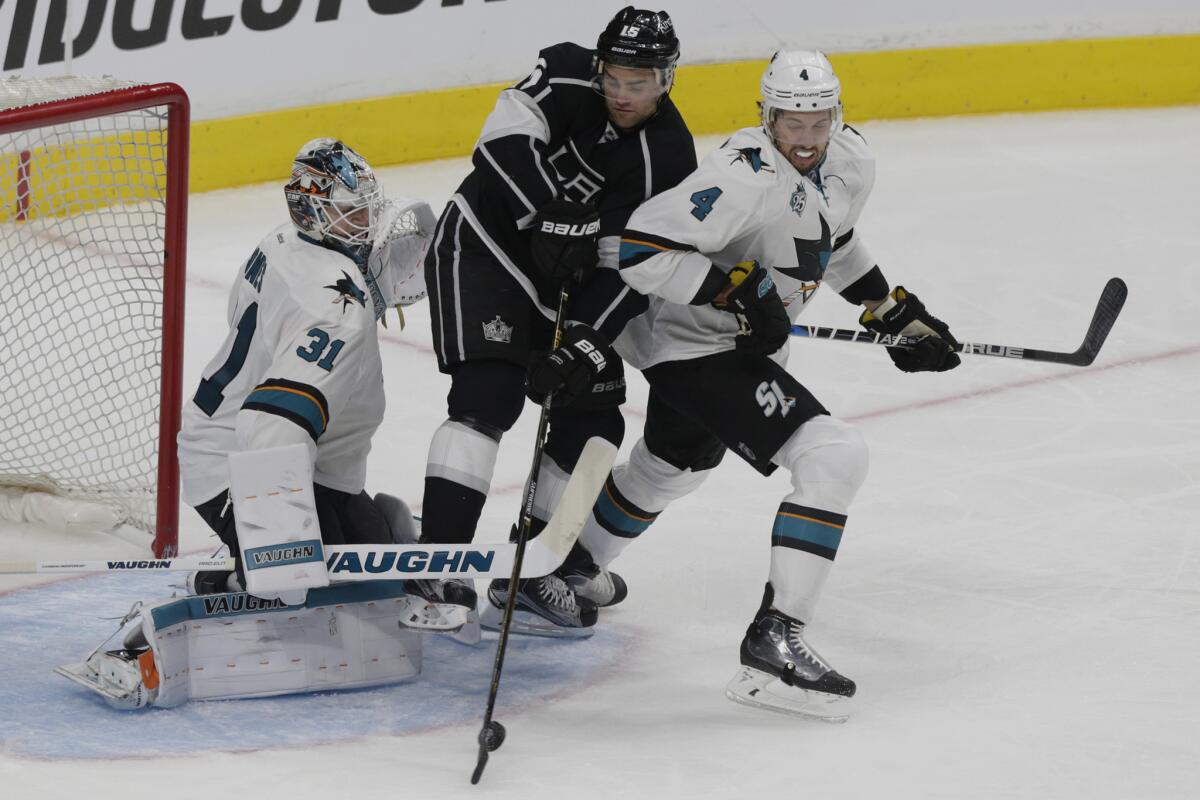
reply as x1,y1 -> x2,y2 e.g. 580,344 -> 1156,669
0,79 -> 189,557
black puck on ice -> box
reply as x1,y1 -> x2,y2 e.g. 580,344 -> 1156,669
480,720 -> 506,751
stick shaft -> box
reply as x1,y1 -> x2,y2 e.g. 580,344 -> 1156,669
790,277 -> 1127,368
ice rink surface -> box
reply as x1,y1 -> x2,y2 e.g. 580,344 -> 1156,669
2,107 -> 1198,798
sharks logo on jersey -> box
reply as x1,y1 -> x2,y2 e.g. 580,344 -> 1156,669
773,214 -> 832,283
325,271 -> 367,312
730,147 -> 775,174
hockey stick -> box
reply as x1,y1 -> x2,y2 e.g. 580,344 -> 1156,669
0,556 -> 236,574
790,277 -> 1128,367
0,523 -> 601,579
471,280 -> 573,785
326,447 -> 612,581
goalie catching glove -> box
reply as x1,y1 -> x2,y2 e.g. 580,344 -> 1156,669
860,286 -> 961,372
712,261 -> 791,355
531,200 -> 600,283
528,324 -> 616,405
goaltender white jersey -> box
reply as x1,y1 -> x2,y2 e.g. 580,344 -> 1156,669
616,125 -> 876,369
178,224 -> 384,506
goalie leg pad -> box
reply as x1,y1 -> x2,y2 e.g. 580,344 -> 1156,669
228,443 -> 330,604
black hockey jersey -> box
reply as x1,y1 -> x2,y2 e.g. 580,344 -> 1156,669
450,42 -> 696,336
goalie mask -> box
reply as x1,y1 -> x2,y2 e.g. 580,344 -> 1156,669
593,6 -> 679,128
285,139 -> 383,251
760,49 -> 843,170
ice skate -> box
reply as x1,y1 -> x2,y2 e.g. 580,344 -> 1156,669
725,608 -> 855,723
561,561 -> 628,607
55,648 -> 157,710
400,578 -> 481,643
481,573 -> 597,638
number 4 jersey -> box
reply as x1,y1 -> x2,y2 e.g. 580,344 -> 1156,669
615,124 -> 876,369
178,224 -> 385,507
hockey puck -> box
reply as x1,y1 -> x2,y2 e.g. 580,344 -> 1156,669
480,720 -> 506,751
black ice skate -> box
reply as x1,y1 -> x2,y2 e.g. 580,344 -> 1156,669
557,542 -> 627,607
562,563 -> 628,607
481,573 -> 598,638
725,606 -> 856,723
400,578 -> 481,643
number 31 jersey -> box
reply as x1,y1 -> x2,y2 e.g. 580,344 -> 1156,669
177,225 -> 384,507
616,125 -> 876,369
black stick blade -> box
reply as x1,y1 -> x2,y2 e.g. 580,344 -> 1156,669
1077,277 -> 1128,366
471,747 -> 488,785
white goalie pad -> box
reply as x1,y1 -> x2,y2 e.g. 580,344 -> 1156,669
229,443 -> 329,603
57,582 -> 423,709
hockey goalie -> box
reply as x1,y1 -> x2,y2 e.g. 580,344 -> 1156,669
57,139 -> 447,709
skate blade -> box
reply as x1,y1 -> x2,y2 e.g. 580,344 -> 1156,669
724,666 -> 851,723
448,612 -> 482,646
479,601 -> 594,639
396,596 -> 474,633
54,662 -> 148,709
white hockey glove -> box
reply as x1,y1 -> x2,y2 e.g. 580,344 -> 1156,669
366,198 -> 436,326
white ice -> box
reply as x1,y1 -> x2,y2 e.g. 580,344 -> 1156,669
2,107 -> 1199,799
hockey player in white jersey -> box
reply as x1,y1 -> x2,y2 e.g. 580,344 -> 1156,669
573,51 -> 962,719
55,140 -> 441,709
176,138 -> 434,588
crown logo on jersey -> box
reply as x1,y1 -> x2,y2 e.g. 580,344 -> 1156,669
482,316 -> 513,344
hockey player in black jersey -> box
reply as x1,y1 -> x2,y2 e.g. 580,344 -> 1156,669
416,8 -> 696,636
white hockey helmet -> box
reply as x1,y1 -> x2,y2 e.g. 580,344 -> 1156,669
285,138 -> 383,250
760,49 -> 843,142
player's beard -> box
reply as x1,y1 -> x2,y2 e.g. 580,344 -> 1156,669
781,141 -> 826,174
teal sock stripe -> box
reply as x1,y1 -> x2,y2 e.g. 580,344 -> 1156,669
771,503 -> 846,561
593,478 -> 658,539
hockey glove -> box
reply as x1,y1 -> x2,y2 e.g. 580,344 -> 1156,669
859,286 -> 961,372
712,261 -> 791,356
528,324 -> 616,404
530,200 -> 601,284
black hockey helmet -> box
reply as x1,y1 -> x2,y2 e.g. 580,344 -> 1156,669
595,7 -> 680,73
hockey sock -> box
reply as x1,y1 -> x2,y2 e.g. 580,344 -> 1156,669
421,419 -> 499,544
767,503 -> 846,622
767,415 -> 869,621
530,456 -> 571,539
578,437 -> 708,565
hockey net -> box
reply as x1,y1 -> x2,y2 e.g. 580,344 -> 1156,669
0,77 -> 189,557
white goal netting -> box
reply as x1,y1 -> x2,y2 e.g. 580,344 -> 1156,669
0,76 -> 177,538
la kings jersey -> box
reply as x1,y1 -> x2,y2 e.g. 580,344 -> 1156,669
617,125 -> 876,369
451,41 -> 696,322
177,225 -> 384,506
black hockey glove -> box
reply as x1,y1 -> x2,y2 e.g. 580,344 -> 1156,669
528,324 -> 617,404
859,286 -> 961,373
712,261 -> 791,356
530,200 -> 600,284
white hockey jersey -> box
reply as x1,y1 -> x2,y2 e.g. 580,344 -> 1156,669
616,125 -> 876,369
177,224 -> 385,507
